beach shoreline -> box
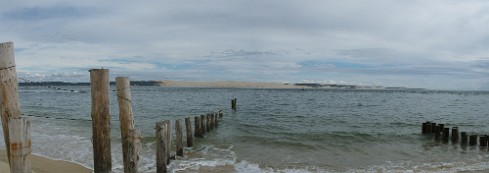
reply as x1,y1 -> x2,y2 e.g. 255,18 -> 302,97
0,150 -> 92,173
158,80 -> 303,89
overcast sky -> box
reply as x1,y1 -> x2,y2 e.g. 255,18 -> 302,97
1,0 -> 488,90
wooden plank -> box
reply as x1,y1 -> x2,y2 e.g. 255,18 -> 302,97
8,117 -> 31,173
116,77 -> 139,173
175,119 -> 183,157
89,69 -> 112,173
0,41 -> 22,165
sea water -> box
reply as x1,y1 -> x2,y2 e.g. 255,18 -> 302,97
1,86 -> 489,172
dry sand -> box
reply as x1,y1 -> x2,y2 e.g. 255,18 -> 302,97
159,80 -> 303,89
0,150 -> 92,173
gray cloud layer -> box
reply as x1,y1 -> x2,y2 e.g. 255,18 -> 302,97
1,0 -> 489,89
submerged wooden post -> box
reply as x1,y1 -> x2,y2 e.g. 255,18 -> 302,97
90,69 -> 112,173
185,117 -> 193,147
175,119 -> 183,157
480,135 -> 488,147
426,123 -> 432,134
461,132 -> 468,145
469,134 -> 477,146
116,77 -> 140,173
232,98 -> 237,110
0,42 -> 22,165
214,112 -> 219,128
200,115 -> 206,135
8,117 -> 31,173
434,125 -> 440,139
155,121 -> 169,173
422,122 -> 427,134
442,128 -> 449,141
194,116 -> 202,138
206,114 -> 211,132
209,113 -> 214,131
451,127 -> 458,143
219,110 -> 223,119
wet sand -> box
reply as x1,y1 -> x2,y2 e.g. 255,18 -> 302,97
0,150 -> 92,173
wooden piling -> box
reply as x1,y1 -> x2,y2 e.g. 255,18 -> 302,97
156,121 -> 169,173
422,122 -> 427,134
469,134 -> 477,146
231,98 -> 237,110
185,117 -> 193,147
89,69 -> 112,173
214,112 -> 219,128
451,127 -> 458,143
426,123 -> 432,134
442,128 -> 449,141
461,132 -> 468,145
116,77 -> 140,173
0,41 -> 23,165
206,114 -> 211,132
209,113 -> 214,130
175,119 -> 183,157
219,110 -> 223,118
165,121 -> 171,164
8,117 -> 31,173
480,136 -> 487,147
434,125 -> 440,138
201,115 -> 206,135
431,123 -> 436,133
438,124 -> 444,130
194,116 -> 202,138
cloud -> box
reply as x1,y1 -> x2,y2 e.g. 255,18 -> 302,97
2,0 -> 489,89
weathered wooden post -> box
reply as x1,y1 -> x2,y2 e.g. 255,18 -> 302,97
175,119 -> 183,157
206,114 -> 211,132
214,112 -> 219,128
185,117 -> 193,147
434,125 -> 440,139
90,69 -> 112,173
438,124 -> 444,130
155,121 -> 169,173
200,115 -> 206,135
480,135 -> 488,147
426,123 -> 432,134
451,127 -> 458,143
8,117 -> 31,173
231,98 -> 237,110
469,134 -> 477,146
461,132 -> 468,145
209,113 -> 214,130
0,41 -> 24,166
442,127 -> 449,141
422,122 -> 427,134
219,110 -> 223,119
165,121 -> 171,164
116,77 -> 140,173
194,116 -> 202,138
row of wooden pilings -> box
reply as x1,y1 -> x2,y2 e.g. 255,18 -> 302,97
156,111 -> 223,173
0,42 -> 227,173
422,121 -> 489,146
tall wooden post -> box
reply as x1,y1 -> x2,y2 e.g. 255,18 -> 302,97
214,112 -> 219,128
0,41 -> 23,165
206,114 -> 211,132
200,115 -> 206,135
116,77 -> 140,173
185,117 -> 193,147
155,121 -> 169,173
90,69 -> 112,173
165,121 -> 171,164
194,116 -> 202,138
8,117 -> 31,173
175,119 -> 183,157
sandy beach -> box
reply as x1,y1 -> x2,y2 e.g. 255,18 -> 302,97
158,80 -> 303,89
0,150 -> 92,173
